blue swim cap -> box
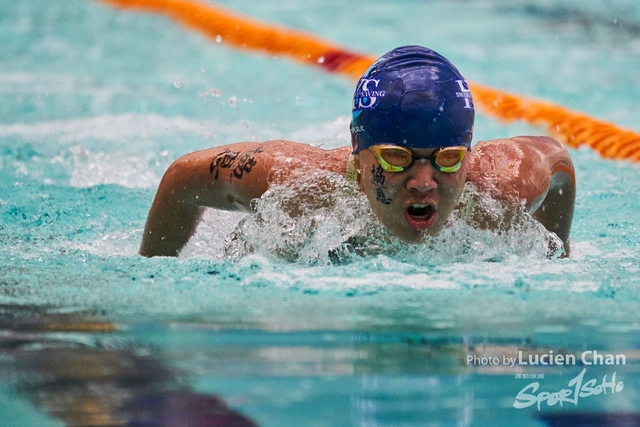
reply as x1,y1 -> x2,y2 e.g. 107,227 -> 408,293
350,45 -> 474,153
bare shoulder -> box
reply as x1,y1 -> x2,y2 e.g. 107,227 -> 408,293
157,140 -> 351,214
466,136 -> 574,206
257,140 -> 352,184
468,136 -> 564,167
467,136 -> 570,178
175,140 -> 351,185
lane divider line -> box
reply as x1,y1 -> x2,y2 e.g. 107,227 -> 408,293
98,0 -> 640,162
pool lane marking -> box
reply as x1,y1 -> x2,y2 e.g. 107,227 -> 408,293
97,0 -> 640,163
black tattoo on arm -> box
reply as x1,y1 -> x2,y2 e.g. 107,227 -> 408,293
233,149 -> 260,179
210,149 -> 238,180
209,147 -> 263,181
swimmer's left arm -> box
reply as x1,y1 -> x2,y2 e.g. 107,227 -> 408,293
525,138 -> 576,255
467,137 -> 576,255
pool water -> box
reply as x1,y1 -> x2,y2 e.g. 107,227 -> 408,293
1,0 -> 640,426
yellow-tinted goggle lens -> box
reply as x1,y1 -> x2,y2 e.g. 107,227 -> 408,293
369,145 -> 466,173
372,146 -> 412,171
434,148 -> 466,171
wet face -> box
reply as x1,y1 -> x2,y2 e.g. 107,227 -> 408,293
355,147 -> 469,243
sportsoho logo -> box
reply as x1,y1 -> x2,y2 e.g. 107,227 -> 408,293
353,78 -> 386,111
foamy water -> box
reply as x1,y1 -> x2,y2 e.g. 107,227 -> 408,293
2,1 -> 640,426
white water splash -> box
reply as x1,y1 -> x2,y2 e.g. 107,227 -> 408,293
222,174 -> 563,267
68,147 -> 162,188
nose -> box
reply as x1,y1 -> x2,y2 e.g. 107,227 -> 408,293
405,159 -> 437,193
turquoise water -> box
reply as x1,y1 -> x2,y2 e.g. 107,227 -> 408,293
1,0 -> 640,426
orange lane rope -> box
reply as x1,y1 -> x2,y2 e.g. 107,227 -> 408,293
98,0 -> 640,162
470,83 -> 640,161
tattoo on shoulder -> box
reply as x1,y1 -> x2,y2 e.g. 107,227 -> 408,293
210,147 -> 263,181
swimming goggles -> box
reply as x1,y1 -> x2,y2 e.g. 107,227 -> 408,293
369,144 -> 468,173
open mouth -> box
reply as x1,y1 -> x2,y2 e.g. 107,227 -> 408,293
407,204 -> 431,217
404,203 -> 436,230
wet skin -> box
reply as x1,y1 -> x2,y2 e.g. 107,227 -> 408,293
139,137 -> 575,257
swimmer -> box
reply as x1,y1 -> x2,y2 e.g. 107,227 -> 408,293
139,45 -> 575,258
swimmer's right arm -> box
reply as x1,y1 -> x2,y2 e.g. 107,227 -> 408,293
139,143 -> 274,257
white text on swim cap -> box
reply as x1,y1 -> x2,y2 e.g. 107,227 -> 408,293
353,78 -> 385,110
455,79 -> 474,109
